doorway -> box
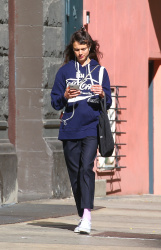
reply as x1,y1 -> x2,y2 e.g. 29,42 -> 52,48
149,60 -> 161,194
148,60 -> 154,194
65,0 -> 83,45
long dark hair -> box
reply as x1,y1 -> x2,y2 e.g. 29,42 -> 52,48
64,27 -> 103,64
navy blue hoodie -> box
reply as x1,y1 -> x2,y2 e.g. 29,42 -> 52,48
51,59 -> 112,140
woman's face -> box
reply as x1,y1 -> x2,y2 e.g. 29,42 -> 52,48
73,41 -> 90,65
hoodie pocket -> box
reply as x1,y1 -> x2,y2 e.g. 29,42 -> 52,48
88,105 -> 100,121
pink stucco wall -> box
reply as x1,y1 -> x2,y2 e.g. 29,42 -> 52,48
84,0 -> 161,195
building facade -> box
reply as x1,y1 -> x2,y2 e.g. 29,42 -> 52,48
84,0 -> 161,195
0,0 -> 161,202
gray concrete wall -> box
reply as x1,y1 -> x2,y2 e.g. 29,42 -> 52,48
43,0 -> 71,198
14,0 -> 71,200
0,0 -> 9,123
43,0 -> 64,122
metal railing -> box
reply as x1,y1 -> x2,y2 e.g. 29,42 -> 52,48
97,85 -> 127,172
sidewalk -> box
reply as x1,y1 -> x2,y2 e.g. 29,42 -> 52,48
0,195 -> 161,249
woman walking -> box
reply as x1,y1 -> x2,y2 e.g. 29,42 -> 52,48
51,27 -> 112,234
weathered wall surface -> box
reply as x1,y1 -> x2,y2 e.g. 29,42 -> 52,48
0,0 -> 9,123
42,0 -> 71,198
43,0 -> 64,122
13,0 -> 70,200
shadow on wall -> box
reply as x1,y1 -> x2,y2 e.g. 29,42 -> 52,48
148,0 -> 161,51
97,169 -> 122,195
106,169 -> 122,195
153,60 -> 161,79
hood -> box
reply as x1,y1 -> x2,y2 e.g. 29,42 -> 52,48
69,59 -> 99,67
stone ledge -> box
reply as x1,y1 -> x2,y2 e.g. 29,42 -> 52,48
0,121 -> 8,130
45,137 -> 62,152
0,142 -> 16,154
95,179 -> 106,197
0,142 -> 18,205
43,119 -> 60,128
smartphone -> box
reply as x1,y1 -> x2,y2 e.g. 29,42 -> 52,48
69,84 -> 80,90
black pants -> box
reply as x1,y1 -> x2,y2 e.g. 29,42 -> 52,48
63,136 -> 98,217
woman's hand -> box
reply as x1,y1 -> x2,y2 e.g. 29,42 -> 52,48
91,85 -> 105,98
64,86 -> 81,99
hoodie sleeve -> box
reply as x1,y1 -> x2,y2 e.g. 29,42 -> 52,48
51,68 -> 68,110
102,68 -> 112,110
